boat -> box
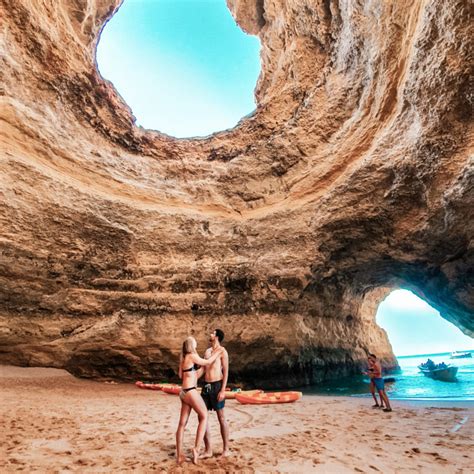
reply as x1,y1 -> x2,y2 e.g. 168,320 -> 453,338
235,391 -> 302,404
450,351 -> 472,359
418,360 -> 458,382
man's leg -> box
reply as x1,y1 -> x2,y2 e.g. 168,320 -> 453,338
201,386 -> 213,458
216,408 -> 230,457
380,390 -> 392,411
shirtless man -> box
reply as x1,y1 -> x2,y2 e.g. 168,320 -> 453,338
367,353 -> 392,412
365,355 -> 384,408
200,329 -> 230,458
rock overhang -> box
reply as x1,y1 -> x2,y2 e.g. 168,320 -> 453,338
0,0 -> 472,385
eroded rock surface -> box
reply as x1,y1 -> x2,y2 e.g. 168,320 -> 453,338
0,0 -> 472,386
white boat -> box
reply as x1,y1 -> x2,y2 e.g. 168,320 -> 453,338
450,351 -> 472,359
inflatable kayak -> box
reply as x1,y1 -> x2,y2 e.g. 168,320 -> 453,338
161,387 -> 259,397
136,381 -> 164,390
135,382 -> 180,392
225,389 -> 263,400
159,386 -> 239,397
136,382 -> 247,397
161,385 -> 182,395
160,386 -> 258,398
235,391 -> 302,404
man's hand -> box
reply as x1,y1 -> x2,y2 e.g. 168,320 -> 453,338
218,390 -> 226,402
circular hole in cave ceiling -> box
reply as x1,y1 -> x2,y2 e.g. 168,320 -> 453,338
96,0 -> 261,138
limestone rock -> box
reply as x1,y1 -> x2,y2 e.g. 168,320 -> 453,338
0,0 -> 472,387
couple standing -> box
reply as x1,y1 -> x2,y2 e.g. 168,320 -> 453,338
176,329 -> 230,465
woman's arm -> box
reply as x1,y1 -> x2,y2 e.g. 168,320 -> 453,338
196,367 -> 205,379
196,348 -> 211,379
178,353 -> 183,379
191,348 -> 223,366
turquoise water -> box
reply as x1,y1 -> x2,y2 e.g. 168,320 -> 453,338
303,351 -> 474,401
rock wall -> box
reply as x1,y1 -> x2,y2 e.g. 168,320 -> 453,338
0,0 -> 472,387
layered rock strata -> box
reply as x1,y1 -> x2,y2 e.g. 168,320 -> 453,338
0,0 -> 472,387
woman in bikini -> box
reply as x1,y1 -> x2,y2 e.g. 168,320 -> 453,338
176,336 -> 223,465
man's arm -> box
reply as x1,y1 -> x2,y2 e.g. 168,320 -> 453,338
218,349 -> 229,401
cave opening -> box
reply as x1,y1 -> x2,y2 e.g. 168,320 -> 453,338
373,289 -> 474,399
96,0 -> 261,138
375,289 -> 473,358
306,290 -> 473,399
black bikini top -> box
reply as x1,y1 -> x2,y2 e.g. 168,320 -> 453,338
182,363 -> 200,373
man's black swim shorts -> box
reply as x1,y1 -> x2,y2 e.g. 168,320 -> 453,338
201,380 -> 225,411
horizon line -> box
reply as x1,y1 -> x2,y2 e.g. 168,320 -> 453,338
396,349 -> 473,358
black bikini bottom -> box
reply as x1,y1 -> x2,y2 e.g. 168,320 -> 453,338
179,386 -> 197,400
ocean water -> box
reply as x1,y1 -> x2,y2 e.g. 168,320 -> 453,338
303,351 -> 474,401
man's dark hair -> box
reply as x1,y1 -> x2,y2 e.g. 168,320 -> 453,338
215,328 -> 224,343
369,353 -> 377,359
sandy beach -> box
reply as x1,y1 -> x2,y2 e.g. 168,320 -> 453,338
1,366 -> 472,473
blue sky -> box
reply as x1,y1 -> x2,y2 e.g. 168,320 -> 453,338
376,290 -> 473,356
96,0 -> 260,137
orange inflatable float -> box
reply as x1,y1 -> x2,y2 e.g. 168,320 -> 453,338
135,381 -> 161,390
225,389 -> 263,400
235,391 -> 302,404
135,382 -> 177,391
160,386 -> 240,397
135,382 -> 258,398
160,385 -> 182,395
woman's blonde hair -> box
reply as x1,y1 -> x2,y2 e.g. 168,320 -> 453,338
182,336 -> 195,357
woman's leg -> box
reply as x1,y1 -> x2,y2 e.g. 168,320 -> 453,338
203,419 -> 213,458
176,400 -> 191,465
185,390 -> 209,464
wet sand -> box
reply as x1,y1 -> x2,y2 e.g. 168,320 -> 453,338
1,365 -> 473,473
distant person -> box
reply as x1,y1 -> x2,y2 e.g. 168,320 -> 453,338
176,336 -> 223,465
200,329 -> 230,458
364,356 -> 384,408
367,353 -> 392,412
